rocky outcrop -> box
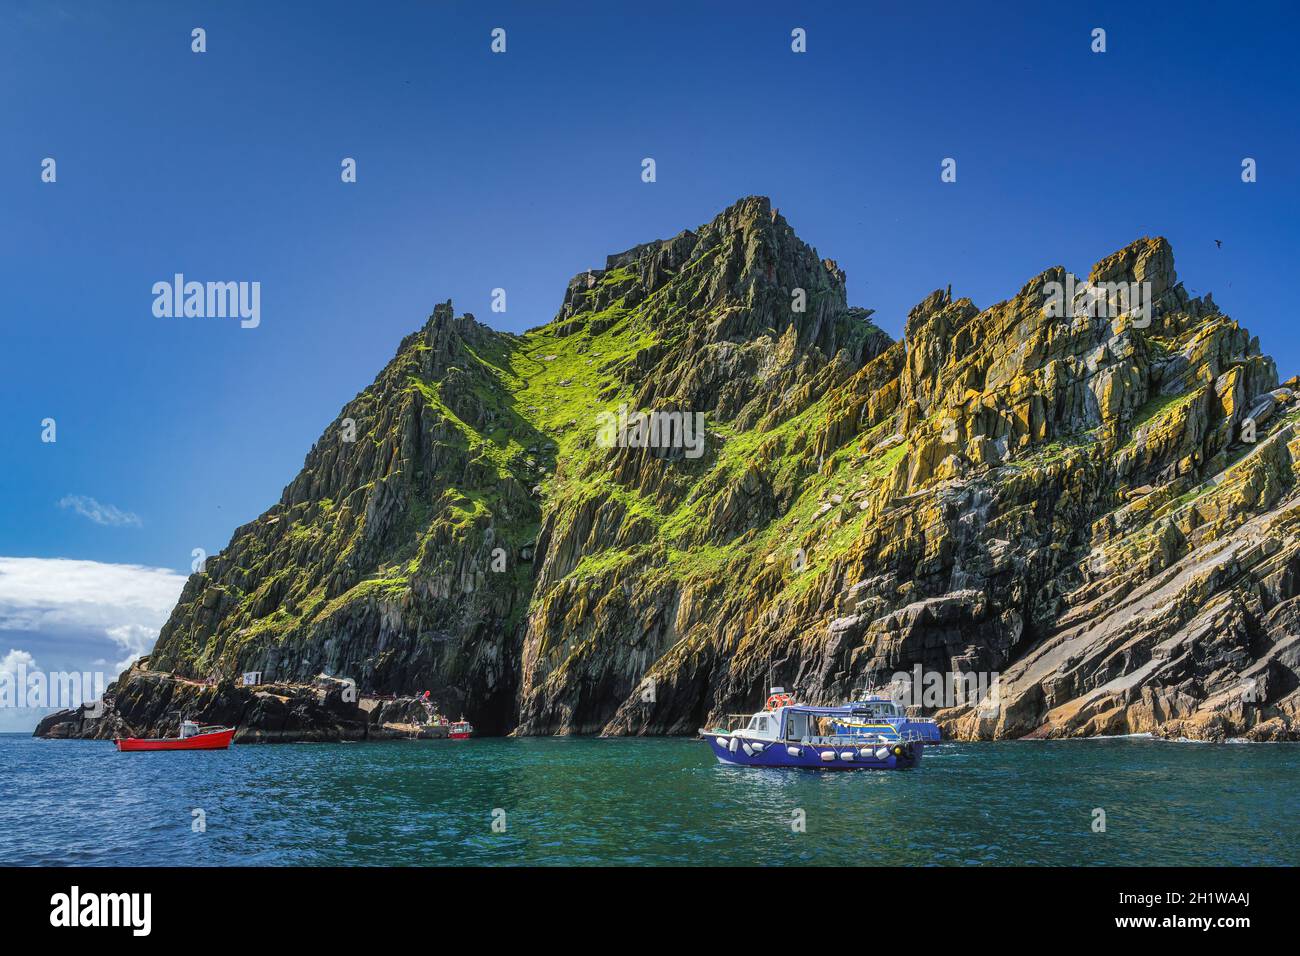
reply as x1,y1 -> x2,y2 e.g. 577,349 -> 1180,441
36,662 -> 452,742
38,196 -> 1300,742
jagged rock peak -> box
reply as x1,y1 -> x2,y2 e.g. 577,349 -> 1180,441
420,299 -> 495,347
1089,235 -> 1175,296
602,195 -> 803,272
553,196 -> 852,342
902,236 -> 1182,352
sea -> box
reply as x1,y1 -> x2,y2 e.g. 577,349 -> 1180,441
2,734 -> 1297,866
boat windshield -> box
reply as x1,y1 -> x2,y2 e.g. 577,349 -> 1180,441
857,701 -> 904,717
744,713 -> 777,736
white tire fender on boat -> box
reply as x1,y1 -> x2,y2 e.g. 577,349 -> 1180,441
715,736 -> 728,747
840,751 -> 855,760
787,746 -> 801,757
742,742 -> 754,756
820,750 -> 836,762
874,747 -> 890,760
751,742 -> 764,752
728,735 -> 739,753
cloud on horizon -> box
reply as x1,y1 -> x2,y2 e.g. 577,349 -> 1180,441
0,557 -> 186,731
57,494 -> 142,527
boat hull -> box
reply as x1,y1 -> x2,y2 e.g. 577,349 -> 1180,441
704,734 -> 921,770
449,731 -> 471,739
115,728 -> 235,751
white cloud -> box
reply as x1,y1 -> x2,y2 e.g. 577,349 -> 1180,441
0,555 -> 185,656
1,648 -> 38,674
57,495 -> 142,527
0,648 -> 44,733
0,559 -> 187,732
105,623 -> 159,674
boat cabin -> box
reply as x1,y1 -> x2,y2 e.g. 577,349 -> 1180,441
719,688 -> 916,746
848,697 -> 907,719
727,704 -> 900,745
739,711 -> 780,739
783,706 -> 899,745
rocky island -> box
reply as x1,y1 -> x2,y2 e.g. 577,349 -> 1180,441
38,197 -> 1300,743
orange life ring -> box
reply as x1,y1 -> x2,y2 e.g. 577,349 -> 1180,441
765,693 -> 795,711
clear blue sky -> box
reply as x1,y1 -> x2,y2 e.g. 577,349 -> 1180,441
3,0 -> 1298,575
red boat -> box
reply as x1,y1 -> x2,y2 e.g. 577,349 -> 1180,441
449,719 -> 473,740
115,720 -> 235,752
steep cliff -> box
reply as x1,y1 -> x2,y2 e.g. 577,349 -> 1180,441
43,196 -> 1300,741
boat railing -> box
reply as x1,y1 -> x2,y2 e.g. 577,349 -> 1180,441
800,728 -> 930,745
804,734 -> 894,746
895,728 -> 931,743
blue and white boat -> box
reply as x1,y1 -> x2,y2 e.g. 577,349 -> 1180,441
700,689 -> 938,770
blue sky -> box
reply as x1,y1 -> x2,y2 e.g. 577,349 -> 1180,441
1,1 -> 1297,725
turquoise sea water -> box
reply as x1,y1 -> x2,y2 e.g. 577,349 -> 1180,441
2,734 -> 1297,866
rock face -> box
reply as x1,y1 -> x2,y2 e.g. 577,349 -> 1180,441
35,669 -> 451,742
41,196 -> 1300,742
